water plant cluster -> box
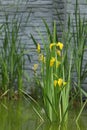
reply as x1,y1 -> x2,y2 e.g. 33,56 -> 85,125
0,0 -> 87,129
0,13 -> 30,99
30,0 -> 87,128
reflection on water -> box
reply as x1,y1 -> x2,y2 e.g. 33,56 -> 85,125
0,98 -> 87,130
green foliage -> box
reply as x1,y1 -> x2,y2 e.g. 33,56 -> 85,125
31,19 -> 73,125
31,0 -> 87,125
72,0 -> 87,105
0,13 -> 30,97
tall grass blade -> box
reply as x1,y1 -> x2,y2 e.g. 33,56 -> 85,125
76,100 -> 87,123
42,18 -> 53,43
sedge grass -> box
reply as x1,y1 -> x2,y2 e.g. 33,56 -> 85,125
72,0 -> 87,105
0,12 -> 30,98
0,14 -> 24,92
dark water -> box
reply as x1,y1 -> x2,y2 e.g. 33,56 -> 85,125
0,98 -> 87,130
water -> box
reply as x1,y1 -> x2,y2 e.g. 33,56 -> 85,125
0,98 -> 87,130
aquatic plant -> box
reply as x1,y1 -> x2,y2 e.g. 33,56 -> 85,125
0,13 -> 30,98
31,0 -> 87,124
31,20 -> 73,125
72,0 -> 87,105
53,0 -> 87,123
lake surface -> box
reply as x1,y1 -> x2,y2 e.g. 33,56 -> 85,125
0,97 -> 87,130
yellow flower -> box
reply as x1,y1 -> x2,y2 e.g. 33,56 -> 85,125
63,82 -> 67,86
50,57 -> 55,67
54,80 -> 57,87
39,54 -> 45,63
37,43 -> 41,53
56,61 -> 61,68
32,64 -> 38,71
56,42 -> 64,50
58,78 -> 63,87
50,43 -> 56,50
57,50 -> 61,56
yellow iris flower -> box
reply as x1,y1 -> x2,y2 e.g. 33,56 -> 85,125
54,80 -> 57,87
32,64 -> 38,71
63,82 -> 67,86
54,78 -> 67,88
39,54 -> 45,63
50,43 -> 56,50
57,50 -> 61,56
58,78 -> 63,87
37,43 -> 41,53
56,42 -> 64,50
50,57 -> 55,67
